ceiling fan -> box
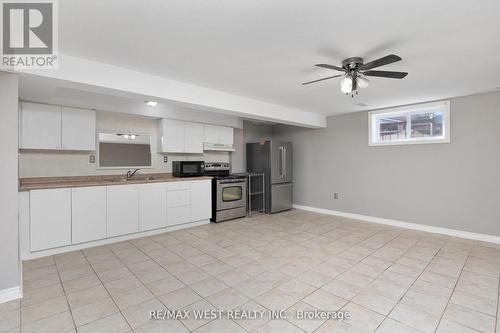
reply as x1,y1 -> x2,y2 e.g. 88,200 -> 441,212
302,54 -> 408,97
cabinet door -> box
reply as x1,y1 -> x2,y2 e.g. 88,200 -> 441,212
139,183 -> 167,231
30,189 -> 71,251
72,186 -> 107,244
184,122 -> 204,153
190,180 -> 212,221
107,185 -> 139,237
218,126 -> 234,145
159,119 -> 185,153
167,206 -> 191,226
62,107 -> 96,150
21,102 -> 61,149
203,124 -> 219,143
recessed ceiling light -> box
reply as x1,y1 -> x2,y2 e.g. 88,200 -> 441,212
145,101 -> 157,107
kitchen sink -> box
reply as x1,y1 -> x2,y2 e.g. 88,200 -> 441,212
110,176 -> 158,183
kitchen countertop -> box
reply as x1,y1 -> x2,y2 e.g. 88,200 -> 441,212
19,173 -> 213,191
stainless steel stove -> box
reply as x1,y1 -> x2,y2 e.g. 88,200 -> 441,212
204,163 -> 247,223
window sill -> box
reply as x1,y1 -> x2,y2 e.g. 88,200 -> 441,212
369,138 -> 450,146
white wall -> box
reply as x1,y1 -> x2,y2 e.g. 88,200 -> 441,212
0,72 -> 20,299
19,111 -> 230,178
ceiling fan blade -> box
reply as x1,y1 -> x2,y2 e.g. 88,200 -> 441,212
302,75 -> 343,85
315,64 -> 346,72
362,70 -> 408,79
359,54 -> 402,70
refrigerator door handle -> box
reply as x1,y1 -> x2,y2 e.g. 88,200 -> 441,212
279,146 -> 283,178
282,146 -> 286,179
279,145 -> 285,178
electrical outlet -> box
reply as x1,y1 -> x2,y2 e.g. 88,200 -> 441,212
163,156 -> 168,163
89,155 -> 95,163
333,193 -> 339,200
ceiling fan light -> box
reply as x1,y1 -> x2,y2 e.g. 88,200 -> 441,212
357,76 -> 370,89
340,76 -> 352,93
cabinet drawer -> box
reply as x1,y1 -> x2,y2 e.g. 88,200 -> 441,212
167,189 -> 190,207
166,181 -> 191,191
167,206 -> 191,226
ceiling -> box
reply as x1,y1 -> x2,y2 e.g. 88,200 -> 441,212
44,1 -> 500,116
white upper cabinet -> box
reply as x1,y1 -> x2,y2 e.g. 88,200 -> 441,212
20,102 -> 62,150
157,119 -> 204,154
184,122 -> 204,153
203,124 -> 220,144
62,107 -> 96,150
20,102 -> 96,151
218,126 -> 234,145
158,119 -> 185,153
203,124 -> 234,151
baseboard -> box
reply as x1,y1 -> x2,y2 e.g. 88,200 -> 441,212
0,286 -> 22,304
293,204 -> 500,245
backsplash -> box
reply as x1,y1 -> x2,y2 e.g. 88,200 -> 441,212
19,111 -> 230,178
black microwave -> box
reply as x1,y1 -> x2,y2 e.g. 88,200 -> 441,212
172,161 -> 205,177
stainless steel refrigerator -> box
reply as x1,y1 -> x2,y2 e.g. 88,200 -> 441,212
246,140 -> 292,213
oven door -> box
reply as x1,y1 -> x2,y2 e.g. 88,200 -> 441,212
217,179 -> 247,210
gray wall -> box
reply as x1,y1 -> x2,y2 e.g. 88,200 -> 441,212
242,121 -> 273,171
231,128 -> 244,173
232,121 -> 273,173
274,92 -> 500,236
0,72 -> 20,293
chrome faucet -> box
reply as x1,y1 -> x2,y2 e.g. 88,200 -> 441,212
126,169 -> 140,180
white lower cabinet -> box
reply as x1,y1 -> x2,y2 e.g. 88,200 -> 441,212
139,183 -> 167,231
166,179 -> 212,226
190,180 -> 212,221
30,188 -> 71,251
166,186 -> 191,226
72,186 -> 107,244
23,179 -> 212,256
107,185 -> 139,237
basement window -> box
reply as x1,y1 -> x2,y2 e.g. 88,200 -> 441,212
369,101 -> 450,146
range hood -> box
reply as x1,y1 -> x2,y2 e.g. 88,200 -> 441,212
203,142 -> 235,152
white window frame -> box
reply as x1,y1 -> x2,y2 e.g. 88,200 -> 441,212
368,100 -> 450,146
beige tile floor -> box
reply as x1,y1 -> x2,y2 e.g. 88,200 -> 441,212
2,209 -> 500,333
